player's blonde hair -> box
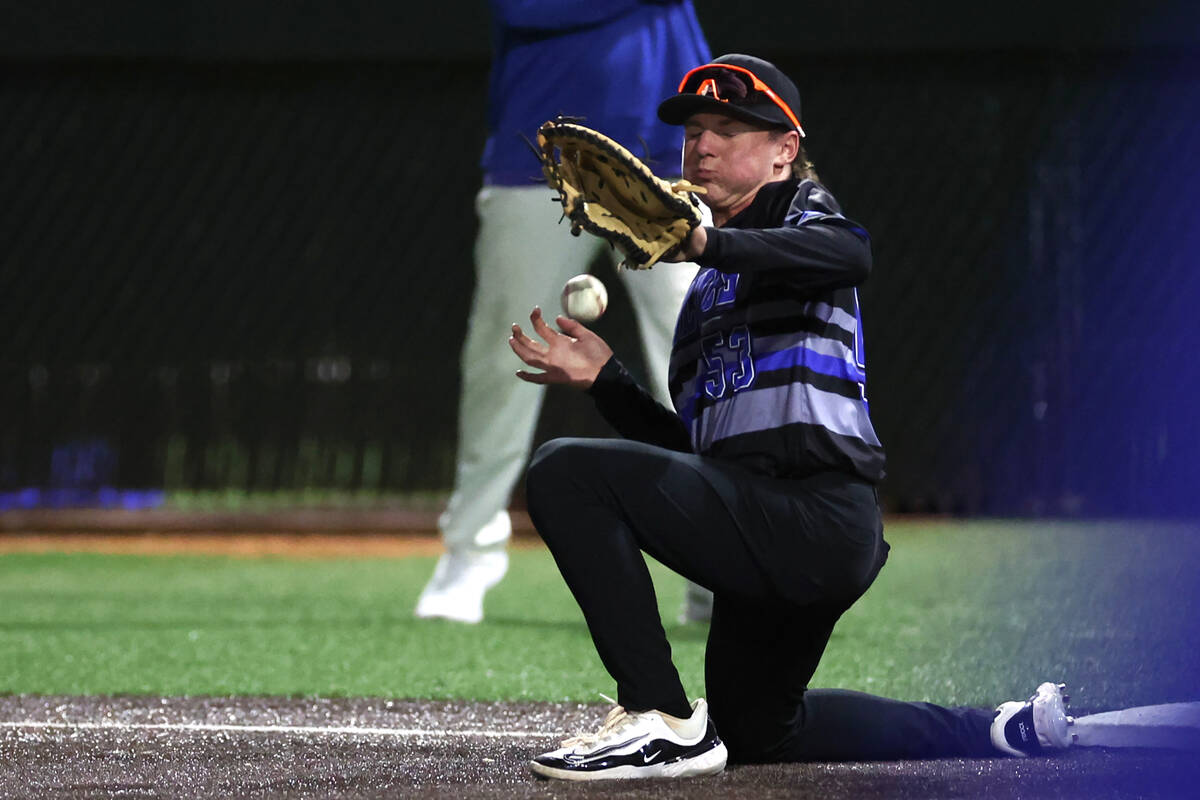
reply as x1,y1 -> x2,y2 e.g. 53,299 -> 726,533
767,129 -> 819,181
789,143 -> 819,181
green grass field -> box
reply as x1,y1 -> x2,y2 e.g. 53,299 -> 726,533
1,520 -> 1197,712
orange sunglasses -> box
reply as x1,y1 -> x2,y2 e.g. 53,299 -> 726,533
677,63 -> 805,137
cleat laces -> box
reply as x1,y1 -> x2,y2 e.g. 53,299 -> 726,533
559,695 -> 641,749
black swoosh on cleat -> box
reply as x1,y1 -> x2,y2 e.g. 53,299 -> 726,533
561,735 -> 647,765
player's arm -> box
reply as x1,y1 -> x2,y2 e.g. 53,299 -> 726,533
697,221 -> 871,291
672,183 -> 872,291
586,359 -> 692,452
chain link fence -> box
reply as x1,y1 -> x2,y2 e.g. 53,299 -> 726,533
1,53 -> 1197,516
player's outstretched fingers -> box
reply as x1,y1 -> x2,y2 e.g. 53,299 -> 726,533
554,315 -> 588,339
510,305 -> 614,389
514,368 -> 552,384
529,306 -> 567,343
509,324 -> 548,378
509,322 -> 544,355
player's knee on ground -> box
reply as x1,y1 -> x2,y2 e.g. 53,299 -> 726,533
709,706 -> 794,764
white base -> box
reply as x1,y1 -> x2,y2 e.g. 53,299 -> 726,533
1074,703 -> 1200,750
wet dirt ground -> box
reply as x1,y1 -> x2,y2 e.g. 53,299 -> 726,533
2,695 -> 1197,799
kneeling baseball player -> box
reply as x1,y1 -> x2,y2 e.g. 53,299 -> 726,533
510,54 -> 1086,780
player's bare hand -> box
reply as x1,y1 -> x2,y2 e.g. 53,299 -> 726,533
663,225 -> 708,262
509,307 -> 613,389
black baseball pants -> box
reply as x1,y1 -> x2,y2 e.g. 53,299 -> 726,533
525,437 -> 996,762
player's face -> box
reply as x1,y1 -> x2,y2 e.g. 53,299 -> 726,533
682,113 -> 797,226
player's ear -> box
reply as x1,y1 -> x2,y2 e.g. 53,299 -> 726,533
774,130 -> 800,170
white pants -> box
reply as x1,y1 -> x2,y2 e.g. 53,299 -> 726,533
439,184 -> 699,550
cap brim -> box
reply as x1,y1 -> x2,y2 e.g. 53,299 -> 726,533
657,94 -> 790,129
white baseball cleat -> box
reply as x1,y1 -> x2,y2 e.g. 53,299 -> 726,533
530,698 -> 727,781
413,549 -> 508,624
991,681 -> 1077,757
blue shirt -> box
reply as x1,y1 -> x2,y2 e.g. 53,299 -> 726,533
483,0 -> 710,185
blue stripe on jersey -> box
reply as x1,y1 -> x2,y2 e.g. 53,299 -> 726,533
755,345 -> 867,385
784,208 -> 871,242
785,209 -> 827,225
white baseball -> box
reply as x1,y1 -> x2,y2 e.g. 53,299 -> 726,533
561,274 -> 609,323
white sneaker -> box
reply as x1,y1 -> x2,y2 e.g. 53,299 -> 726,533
529,698 -> 727,781
991,682 -> 1077,757
413,549 -> 508,624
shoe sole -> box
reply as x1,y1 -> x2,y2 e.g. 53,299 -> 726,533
413,607 -> 483,624
529,743 -> 727,781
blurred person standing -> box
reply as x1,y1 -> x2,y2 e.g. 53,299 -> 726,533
415,0 -> 712,624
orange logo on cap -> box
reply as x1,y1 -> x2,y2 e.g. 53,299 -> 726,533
697,78 -> 721,99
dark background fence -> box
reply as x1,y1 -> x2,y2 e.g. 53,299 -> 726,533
1,2 -> 1198,516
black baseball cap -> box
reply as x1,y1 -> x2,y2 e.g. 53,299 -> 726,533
657,54 -> 805,137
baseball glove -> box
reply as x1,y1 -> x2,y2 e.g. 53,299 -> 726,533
535,118 -> 706,270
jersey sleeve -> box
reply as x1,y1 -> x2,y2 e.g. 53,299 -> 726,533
586,357 -> 693,452
696,181 -> 873,292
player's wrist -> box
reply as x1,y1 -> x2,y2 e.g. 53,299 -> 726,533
687,226 -> 709,260
665,226 -> 708,263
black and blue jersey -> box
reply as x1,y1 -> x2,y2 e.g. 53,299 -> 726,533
588,177 -> 886,484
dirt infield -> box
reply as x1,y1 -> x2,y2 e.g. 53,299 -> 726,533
0,530 -> 544,559
2,695 -> 1197,799
0,508 -> 547,559
0,532 -> 468,559
0,508 -> 536,536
